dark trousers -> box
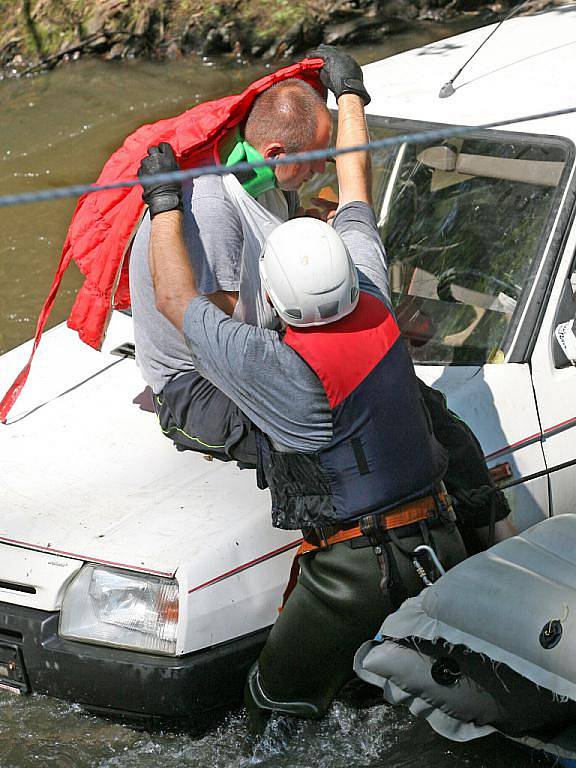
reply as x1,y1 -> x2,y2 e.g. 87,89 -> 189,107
154,370 -> 257,465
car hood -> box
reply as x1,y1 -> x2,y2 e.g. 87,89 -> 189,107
0,314 -> 272,577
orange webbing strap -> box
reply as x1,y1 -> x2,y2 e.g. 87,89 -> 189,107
299,496 -> 439,556
298,525 -> 363,555
279,553 -> 303,613
279,494 -> 441,611
381,496 -> 437,530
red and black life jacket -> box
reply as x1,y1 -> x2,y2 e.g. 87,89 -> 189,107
0,58 -> 324,423
258,292 -> 448,530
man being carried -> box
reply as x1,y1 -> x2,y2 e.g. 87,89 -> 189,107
137,53 -> 468,722
129,78 -> 331,464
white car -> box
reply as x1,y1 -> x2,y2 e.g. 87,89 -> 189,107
1,5 -> 575,725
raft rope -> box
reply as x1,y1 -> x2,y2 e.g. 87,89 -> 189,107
1,104 -> 576,209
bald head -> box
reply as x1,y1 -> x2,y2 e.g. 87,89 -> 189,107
245,79 -> 330,155
244,79 -> 332,191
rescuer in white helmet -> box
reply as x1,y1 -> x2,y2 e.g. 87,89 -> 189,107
259,217 -> 360,327
139,47 -> 468,727
134,48 -> 513,556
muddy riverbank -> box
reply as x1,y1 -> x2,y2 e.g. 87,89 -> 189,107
0,0 -> 563,77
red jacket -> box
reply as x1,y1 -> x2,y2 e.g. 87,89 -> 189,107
0,59 -> 323,422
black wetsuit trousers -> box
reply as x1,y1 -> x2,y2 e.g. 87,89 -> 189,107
154,370 -> 257,465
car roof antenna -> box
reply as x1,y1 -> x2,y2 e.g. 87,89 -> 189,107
439,0 -> 533,98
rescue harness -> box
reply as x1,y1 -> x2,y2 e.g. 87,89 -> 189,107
281,489 -> 456,610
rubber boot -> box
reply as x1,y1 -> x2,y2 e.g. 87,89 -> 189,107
244,661 -> 321,735
245,663 -> 272,736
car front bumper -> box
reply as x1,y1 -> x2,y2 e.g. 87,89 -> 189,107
0,600 -> 268,727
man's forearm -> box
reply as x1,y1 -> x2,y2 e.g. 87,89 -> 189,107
149,210 -> 199,333
206,290 -> 239,316
336,93 -> 371,208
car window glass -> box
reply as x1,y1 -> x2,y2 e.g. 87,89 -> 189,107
301,120 -> 568,366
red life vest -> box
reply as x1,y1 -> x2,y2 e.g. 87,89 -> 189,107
259,292 -> 447,530
0,58 -> 324,423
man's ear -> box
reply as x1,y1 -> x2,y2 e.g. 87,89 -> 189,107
262,143 -> 285,160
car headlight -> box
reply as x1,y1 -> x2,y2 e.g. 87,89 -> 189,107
59,565 -> 179,655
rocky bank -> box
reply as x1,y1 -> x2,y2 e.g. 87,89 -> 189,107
0,0 -> 565,77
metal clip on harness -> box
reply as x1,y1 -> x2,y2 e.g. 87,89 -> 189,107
412,544 -> 446,587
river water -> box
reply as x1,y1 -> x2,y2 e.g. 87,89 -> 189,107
0,20 -> 551,768
0,19 -> 480,355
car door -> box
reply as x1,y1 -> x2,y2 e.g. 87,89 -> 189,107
530,186 -> 576,519
366,121 -> 573,531
416,363 -> 547,532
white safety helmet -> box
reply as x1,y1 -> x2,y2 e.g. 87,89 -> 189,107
259,217 -> 360,327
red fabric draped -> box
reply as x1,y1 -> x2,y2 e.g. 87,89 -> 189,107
0,58 -> 324,422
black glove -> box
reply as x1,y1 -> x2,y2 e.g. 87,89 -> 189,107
137,142 -> 183,218
308,44 -> 370,106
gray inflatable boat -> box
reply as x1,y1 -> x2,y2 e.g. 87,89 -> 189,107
355,514 -> 576,766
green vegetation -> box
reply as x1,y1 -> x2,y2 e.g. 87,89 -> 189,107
2,0 -> 561,73
0,0 -> 321,70
240,0 -> 309,43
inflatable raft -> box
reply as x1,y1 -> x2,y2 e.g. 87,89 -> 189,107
355,514 -> 576,766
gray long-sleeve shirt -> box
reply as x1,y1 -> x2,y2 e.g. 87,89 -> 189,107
183,201 -> 391,452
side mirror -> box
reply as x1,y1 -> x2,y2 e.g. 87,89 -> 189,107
554,319 -> 576,366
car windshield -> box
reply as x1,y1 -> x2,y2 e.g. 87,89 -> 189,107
303,120 -> 569,365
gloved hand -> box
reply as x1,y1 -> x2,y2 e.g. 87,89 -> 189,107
308,44 -> 370,106
137,142 -> 183,218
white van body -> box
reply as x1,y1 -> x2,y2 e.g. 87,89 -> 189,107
1,5 -> 576,722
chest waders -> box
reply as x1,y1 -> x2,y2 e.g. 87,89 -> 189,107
275,488 -> 459,613
245,507 -> 467,728
359,487 -> 458,603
